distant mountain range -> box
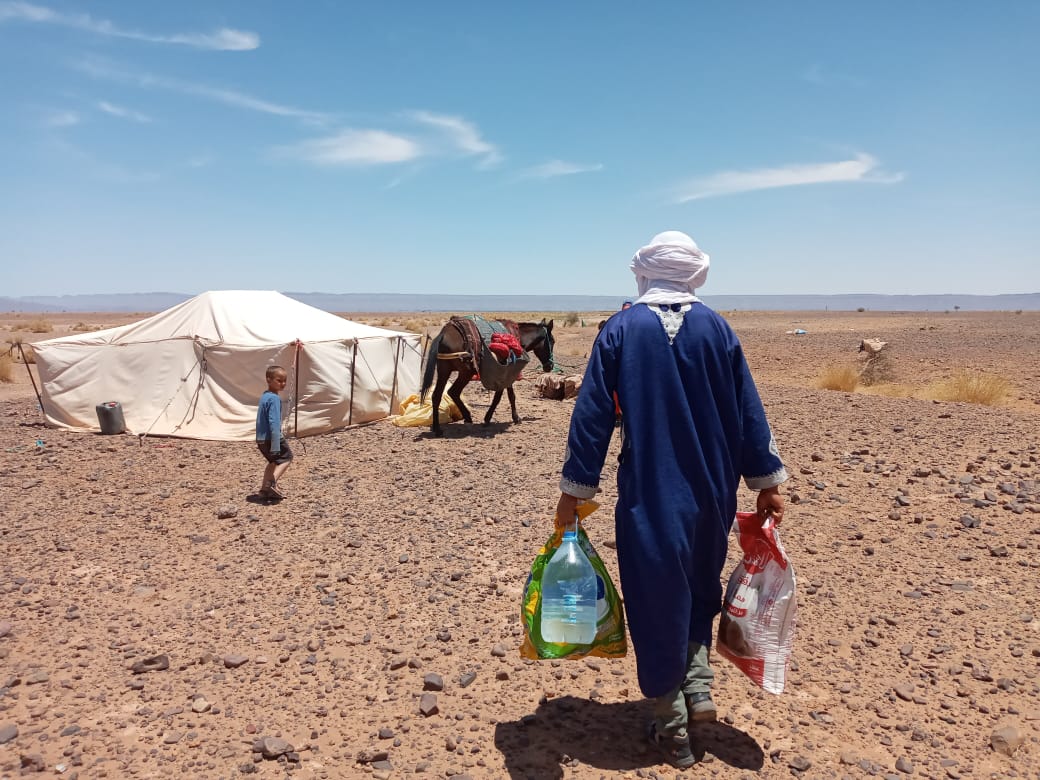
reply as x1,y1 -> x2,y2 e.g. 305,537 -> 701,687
2,291 -> 1039,313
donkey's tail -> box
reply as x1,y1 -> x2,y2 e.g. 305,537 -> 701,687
419,333 -> 443,403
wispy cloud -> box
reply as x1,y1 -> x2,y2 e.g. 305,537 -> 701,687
98,100 -> 151,123
407,110 -> 502,168
277,112 -> 503,171
44,109 -> 80,127
76,58 -> 328,122
674,153 -> 903,202
519,159 -> 603,179
275,130 -> 422,166
0,1 -> 259,50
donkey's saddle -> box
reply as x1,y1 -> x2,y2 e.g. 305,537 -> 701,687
450,315 -> 529,392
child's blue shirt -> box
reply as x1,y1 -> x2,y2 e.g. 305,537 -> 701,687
256,390 -> 282,451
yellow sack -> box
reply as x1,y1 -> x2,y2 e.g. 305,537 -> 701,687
391,393 -> 463,428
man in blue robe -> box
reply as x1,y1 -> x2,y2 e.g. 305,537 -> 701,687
556,231 -> 788,769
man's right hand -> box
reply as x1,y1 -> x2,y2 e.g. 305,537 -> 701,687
756,486 -> 785,525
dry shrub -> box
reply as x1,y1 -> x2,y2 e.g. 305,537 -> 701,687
859,350 -> 896,386
0,353 -> 12,383
26,319 -> 53,333
403,319 -> 435,334
816,364 -> 860,392
929,371 -> 1010,406
71,322 -> 102,332
563,311 -> 580,327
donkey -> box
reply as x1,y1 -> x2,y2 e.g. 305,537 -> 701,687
420,318 -> 555,437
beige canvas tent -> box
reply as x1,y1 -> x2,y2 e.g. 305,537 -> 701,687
34,290 -> 422,440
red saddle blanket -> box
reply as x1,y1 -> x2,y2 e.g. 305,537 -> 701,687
488,332 -> 522,361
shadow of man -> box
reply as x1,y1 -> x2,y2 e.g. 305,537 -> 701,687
493,695 -> 764,778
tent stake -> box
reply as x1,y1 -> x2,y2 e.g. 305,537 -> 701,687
347,340 -> 358,426
17,343 -> 44,414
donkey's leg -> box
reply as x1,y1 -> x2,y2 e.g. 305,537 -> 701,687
429,368 -> 451,437
483,390 -> 504,425
506,384 -> 521,424
448,373 -> 474,424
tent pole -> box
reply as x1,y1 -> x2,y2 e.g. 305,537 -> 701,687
293,340 -> 301,439
17,343 -> 44,414
348,340 -> 358,426
389,336 -> 401,416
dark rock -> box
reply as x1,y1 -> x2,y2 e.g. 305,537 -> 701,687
788,755 -> 811,771
131,654 -> 169,674
991,724 -> 1023,756
419,693 -> 438,717
423,673 -> 444,691
260,736 -> 293,759
20,754 -> 46,772
894,684 -> 915,701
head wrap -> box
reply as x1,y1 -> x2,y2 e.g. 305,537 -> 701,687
630,230 -> 710,306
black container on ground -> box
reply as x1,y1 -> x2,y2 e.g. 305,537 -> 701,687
95,401 -> 126,435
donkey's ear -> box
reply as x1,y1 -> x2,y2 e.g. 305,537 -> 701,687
545,319 -> 554,332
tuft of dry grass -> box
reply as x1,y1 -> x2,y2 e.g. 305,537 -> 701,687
25,319 -> 53,334
816,364 -> 860,392
928,371 -> 1011,406
71,322 -> 103,332
0,353 -> 12,383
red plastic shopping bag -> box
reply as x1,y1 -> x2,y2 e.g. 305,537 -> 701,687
716,512 -> 797,694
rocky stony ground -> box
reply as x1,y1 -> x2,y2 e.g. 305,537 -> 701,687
2,311 -> 1039,779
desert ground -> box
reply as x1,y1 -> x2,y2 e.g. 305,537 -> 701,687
2,309 -> 1039,780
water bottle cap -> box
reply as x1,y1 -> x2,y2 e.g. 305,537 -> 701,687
562,529 -> 578,540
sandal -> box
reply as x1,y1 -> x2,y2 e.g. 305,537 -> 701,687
261,482 -> 285,500
686,691 -> 717,723
647,721 -> 696,769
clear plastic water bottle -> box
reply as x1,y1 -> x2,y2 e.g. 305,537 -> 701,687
541,522 -> 598,644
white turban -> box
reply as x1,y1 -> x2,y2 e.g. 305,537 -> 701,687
630,230 -> 710,306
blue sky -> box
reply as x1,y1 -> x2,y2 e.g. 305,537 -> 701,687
1,1 -> 1038,297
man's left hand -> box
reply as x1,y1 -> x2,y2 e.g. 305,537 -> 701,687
555,492 -> 579,530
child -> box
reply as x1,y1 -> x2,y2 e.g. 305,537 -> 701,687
256,365 -> 292,500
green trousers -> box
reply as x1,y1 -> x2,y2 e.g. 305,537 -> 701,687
653,641 -> 714,736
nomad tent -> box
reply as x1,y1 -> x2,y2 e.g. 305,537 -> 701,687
34,290 -> 422,440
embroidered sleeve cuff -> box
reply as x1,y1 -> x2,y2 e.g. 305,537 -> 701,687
744,466 -> 789,491
560,476 -> 599,500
